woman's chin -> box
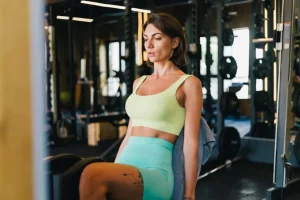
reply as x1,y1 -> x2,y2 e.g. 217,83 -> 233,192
148,58 -> 156,62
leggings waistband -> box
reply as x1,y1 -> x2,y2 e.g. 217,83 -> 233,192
128,136 -> 174,150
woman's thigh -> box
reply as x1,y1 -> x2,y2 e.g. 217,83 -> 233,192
80,162 -> 144,200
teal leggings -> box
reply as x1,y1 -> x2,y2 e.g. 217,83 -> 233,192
115,136 -> 174,200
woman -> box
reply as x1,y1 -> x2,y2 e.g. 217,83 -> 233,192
79,13 -> 203,200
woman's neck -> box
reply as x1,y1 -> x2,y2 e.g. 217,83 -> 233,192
152,61 -> 180,77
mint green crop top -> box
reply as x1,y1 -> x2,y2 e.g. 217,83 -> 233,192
125,74 -> 192,136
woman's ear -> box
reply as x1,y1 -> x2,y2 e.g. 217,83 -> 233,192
172,37 -> 180,49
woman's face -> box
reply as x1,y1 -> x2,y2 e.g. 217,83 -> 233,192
143,24 -> 178,64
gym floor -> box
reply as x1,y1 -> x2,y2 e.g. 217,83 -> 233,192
197,160 -> 300,200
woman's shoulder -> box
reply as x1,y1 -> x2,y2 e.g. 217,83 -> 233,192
133,76 -> 146,89
182,75 -> 202,93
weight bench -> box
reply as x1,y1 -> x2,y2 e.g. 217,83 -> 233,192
45,153 -> 105,200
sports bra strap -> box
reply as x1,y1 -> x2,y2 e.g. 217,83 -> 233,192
133,75 -> 147,93
168,74 -> 193,93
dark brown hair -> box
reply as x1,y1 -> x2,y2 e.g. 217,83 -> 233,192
143,13 -> 187,72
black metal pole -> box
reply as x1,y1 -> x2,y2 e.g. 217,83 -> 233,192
68,8 -> 76,137
266,1 -> 275,134
124,0 -> 135,96
249,0 -> 258,130
204,1 -> 213,126
217,2 -> 225,133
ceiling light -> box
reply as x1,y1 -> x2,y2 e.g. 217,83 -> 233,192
56,16 -> 94,23
81,0 -> 151,14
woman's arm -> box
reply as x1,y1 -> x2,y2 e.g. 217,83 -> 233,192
114,78 -> 141,161
182,76 -> 203,200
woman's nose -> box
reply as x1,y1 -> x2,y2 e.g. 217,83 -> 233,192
145,39 -> 153,49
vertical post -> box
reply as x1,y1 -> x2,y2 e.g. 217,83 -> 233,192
274,0 -> 294,188
124,0 -> 136,96
204,1 -> 213,126
217,3 -> 224,133
266,0 -> 275,133
250,0 -> 258,130
185,0 -> 201,78
68,8 -> 77,137
194,0 -> 201,78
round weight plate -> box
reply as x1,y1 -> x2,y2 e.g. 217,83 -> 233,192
251,122 -> 273,138
223,28 -> 234,46
220,92 -> 240,117
219,56 -> 238,79
253,58 -> 270,79
218,127 -> 241,160
254,91 -> 270,112
254,14 -> 264,29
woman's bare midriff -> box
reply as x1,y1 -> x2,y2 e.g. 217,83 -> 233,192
131,126 -> 178,144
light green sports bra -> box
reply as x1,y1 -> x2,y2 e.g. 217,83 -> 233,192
125,74 -> 192,136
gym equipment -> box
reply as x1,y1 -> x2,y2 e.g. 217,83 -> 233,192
198,156 -> 242,180
254,90 -> 270,112
251,121 -> 273,138
254,13 -> 265,29
222,27 -> 234,46
218,127 -> 241,160
266,0 -> 300,199
252,36 -> 274,46
46,153 -> 105,200
253,58 -> 270,79
198,127 -> 241,180
51,117 -> 74,146
101,70 -> 125,112
254,31 -> 268,49
219,56 -> 238,79
185,0 -> 201,77
220,92 -> 240,117
222,8 -> 237,23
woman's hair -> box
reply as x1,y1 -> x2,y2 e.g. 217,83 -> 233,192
143,13 -> 187,72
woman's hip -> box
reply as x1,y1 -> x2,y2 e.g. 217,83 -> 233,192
115,136 -> 174,177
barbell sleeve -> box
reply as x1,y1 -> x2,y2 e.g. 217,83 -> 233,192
252,38 -> 274,43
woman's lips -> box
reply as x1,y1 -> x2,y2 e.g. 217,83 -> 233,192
148,52 -> 155,57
